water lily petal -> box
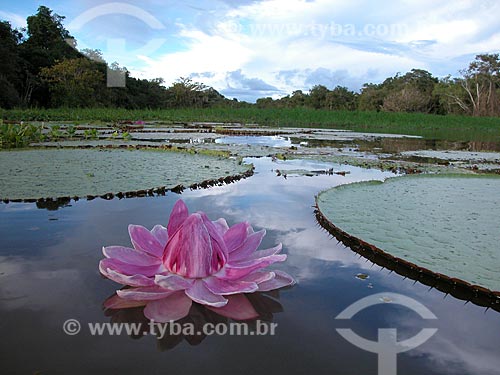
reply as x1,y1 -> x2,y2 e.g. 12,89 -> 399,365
167,200 -> 189,236
228,230 -> 266,262
200,212 -> 228,269
144,291 -> 193,322
223,222 -> 251,252
213,218 -> 229,235
129,225 -> 164,257
185,280 -> 228,307
164,214 -> 215,278
249,243 -> 283,260
117,286 -> 175,301
155,274 -> 194,291
100,258 -> 161,277
204,276 -> 258,295
257,270 -> 295,291
99,261 -> 155,287
206,294 -> 259,320
218,254 -> 287,280
151,225 -> 169,247
103,294 -> 147,310
102,246 -> 160,265
240,270 -> 276,284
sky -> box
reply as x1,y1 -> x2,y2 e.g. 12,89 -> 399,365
1,0 -> 499,102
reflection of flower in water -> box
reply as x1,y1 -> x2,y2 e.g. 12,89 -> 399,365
103,291 -> 284,350
99,200 -> 295,322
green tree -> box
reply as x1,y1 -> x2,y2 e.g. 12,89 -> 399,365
256,97 -> 275,109
20,6 -> 81,106
381,70 -> 438,113
81,48 -> 106,63
433,76 -> 468,115
289,90 -> 306,107
40,58 -> 104,107
166,77 -> 224,108
358,83 -> 385,111
307,85 -> 329,109
460,54 -> 500,116
0,21 -> 25,107
358,69 -> 438,113
325,86 -> 357,110
401,69 -> 437,95
382,86 -> 432,113
22,6 -> 80,69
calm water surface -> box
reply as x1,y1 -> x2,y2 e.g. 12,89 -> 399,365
215,135 -> 293,147
1,157 -> 499,375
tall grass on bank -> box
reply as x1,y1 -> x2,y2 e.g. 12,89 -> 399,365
1,107 -> 499,141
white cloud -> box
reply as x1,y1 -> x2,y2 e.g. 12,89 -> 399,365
130,0 -> 499,101
26,0 -> 497,101
0,10 -> 27,28
135,25 -> 253,85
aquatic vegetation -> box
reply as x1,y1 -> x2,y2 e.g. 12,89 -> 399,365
397,149 -> 500,173
47,124 -> 63,140
2,107 -> 500,141
83,128 -> 99,140
121,131 -> 132,141
0,148 -> 252,200
273,168 -> 349,177
316,174 -> 500,292
401,150 -> 500,162
65,125 -> 76,139
99,200 -> 295,322
110,129 -> 131,141
0,123 -> 44,148
296,153 -> 474,175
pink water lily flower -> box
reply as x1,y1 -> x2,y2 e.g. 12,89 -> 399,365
99,224 -> 168,287
99,200 -> 295,322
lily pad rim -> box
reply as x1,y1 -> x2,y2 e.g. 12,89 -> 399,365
0,146 -> 254,202
315,174 -> 500,311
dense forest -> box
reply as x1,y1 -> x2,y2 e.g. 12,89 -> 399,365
1,6 -> 499,117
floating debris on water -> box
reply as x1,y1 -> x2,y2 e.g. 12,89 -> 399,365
356,273 -> 370,280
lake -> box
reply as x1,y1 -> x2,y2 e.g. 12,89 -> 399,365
1,155 -> 499,375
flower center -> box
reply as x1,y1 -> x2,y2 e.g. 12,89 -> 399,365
163,213 -> 227,278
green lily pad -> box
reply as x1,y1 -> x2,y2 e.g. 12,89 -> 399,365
317,174 -> 500,291
0,148 -> 251,200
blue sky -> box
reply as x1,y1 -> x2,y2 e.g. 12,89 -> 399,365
1,0 -> 499,102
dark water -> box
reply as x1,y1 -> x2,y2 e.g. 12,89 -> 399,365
1,157 -> 499,375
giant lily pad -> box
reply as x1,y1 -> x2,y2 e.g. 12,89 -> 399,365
317,175 -> 500,291
0,148 -> 251,200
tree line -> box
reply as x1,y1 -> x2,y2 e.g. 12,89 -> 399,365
0,6 -> 231,110
1,6 -> 499,117
258,62 -> 500,117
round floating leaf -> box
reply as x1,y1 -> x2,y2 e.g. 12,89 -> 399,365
317,174 -> 500,291
0,148 -> 251,200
